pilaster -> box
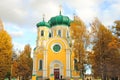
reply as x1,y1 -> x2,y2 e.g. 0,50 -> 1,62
32,53 -> 36,75
66,49 -> 71,78
43,50 -> 47,78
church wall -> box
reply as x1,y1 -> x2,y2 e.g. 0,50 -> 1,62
36,52 -> 43,77
46,38 -> 68,78
33,20 -> 81,79
37,27 -> 50,47
51,25 -> 69,39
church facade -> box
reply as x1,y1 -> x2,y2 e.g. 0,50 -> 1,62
32,12 -> 79,80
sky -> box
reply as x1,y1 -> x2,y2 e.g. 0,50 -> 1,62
0,0 -> 120,51
0,0 -> 120,74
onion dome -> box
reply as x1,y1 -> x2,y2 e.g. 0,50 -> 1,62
36,17 -> 50,28
48,12 -> 71,27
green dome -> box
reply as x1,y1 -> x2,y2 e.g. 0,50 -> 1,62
36,20 -> 50,28
48,14 -> 71,27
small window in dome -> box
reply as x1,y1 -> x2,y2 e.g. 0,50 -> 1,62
58,30 -> 61,37
41,30 -> 44,36
49,32 -> 51,38
49,30 -> 53,38
67,30 -> 69,38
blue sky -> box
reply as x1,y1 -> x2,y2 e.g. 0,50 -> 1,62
1,0 -> 120,74
0,0 -> 120,53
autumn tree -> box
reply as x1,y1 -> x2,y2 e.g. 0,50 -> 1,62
11,60 -> 18,78
112,20 -> 120,48
17,44 -> 33,80
0,30 -> 13,79
113,20 -> 120,38
70,15 -> 89,79
11,50 -> 18,78
90,18 -> 120,80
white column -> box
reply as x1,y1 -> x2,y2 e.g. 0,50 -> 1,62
43,50 -> 47,78
66,49 -> 71,78
33,53 -> 36,75
60,66 -> 63,76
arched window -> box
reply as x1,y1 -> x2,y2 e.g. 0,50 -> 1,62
39,60 -> 43,70
41,30 -> 44,36
58,30 -> 61,37
49,31 -> 53,38
49,32 -> 51,37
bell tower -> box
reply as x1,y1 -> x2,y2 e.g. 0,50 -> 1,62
36,14 -> 50,47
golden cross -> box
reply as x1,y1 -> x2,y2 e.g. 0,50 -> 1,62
59,5 -> 62,15
43,14 -> 45,21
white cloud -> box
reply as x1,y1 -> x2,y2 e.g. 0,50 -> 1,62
0,0 -> 28,25
1,0 -> 120,52
10,31 -> 23,38
30,0 -> 60,21
64,0 -> 120,26
1,0 -> 120,27
13,42 -> 24,51
64,0 -> 100,20
99,1 -> 120,26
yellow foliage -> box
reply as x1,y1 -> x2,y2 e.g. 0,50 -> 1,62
0,30 -> 13,79
90,18 -> 120,78
16,44 -> 33,80
70,16 -> 89,73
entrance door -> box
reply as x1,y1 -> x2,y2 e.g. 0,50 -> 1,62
54,69 -> 59,80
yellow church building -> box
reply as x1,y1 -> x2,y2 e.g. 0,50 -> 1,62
32,11 -> 80,80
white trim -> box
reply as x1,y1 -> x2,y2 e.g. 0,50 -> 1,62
51,25 -> 68,37
52,29 -> 54,37
66,29 -> 67,38
51,43 -> 62,53
56,29 -> 58,37
48,30 -> 51,38
49,60 -> 63,77
51,24 -> 69,28
43,50 -> 47,78
66,29 -> 70,38
32,54 -> 36,74
46,38 -> 69,50
66,49 -> 71,77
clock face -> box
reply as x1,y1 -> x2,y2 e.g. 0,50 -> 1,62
53,44 -> 61,52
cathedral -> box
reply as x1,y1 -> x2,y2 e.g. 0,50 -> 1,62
32,11 -> 80,80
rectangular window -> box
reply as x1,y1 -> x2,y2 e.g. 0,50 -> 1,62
41,30 -> 44,36
39,60 -> 43,70
49,31 -> 52,38
58,30 -> 61,37
49,32 -> 51,37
